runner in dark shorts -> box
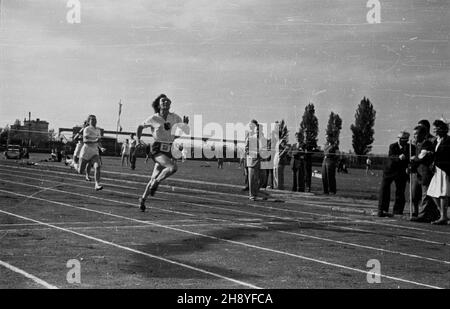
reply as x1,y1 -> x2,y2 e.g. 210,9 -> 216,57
136,94 -> 190,212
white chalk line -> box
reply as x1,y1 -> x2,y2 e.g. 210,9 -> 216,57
0,166 -> 416,227
3,163 -> 447,237
0,207 -> 261,289
0,187 -> 444,289
2,167 -> 450,245
42,162 -> 381,208
0,219 -> 201,228
0,259 -> 58,289
0,173 -> 450,264
0,221 -> 260,233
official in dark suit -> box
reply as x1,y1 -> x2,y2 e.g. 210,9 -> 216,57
290,133 -> 306,192
410,125 -> 440,222
378,131 -> 416,217
321,141 -> 339,195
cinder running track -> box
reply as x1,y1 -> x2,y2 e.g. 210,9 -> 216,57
0,155 -> 448,289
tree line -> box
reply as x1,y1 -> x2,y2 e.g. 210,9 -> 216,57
276,96 -> 377,159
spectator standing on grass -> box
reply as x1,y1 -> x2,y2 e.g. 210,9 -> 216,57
129,133 -> 137,170
303,129 -> 314,193
121,138 -> 130,167
409,125 -> 439,222
264,139 -> 274,189
217,157 -> 224,169
245,120 -> 270,201
365,156 -> 374,176
321,141 -> 339,195
290,132 -> 306,192
258,130 -> 270,189
239,146 -> 249,191
22,147 -> 29,159
377,131 -> 415,217
426,120 -> 450,225
273,140 -> 288,190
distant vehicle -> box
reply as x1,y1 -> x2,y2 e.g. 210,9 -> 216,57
4,145 -> 22,159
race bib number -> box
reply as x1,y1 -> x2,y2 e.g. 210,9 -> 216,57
160,143 -> 171,153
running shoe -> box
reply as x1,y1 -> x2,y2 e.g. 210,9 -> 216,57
95,184 -> 103,191
431,218 -> 448,225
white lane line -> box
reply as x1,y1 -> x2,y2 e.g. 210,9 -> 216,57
3,169 -> 450,257
0,207 -> 261,289
330,225 -> 450,246
0,173 -> 449,258
0,260 -> 58,289
44,163 -> 378,205
3,169 -> 450,244
3,165 -> 449,237
0,173 -> 301,222
0,188 -> 443,289
0,221 -> 125,227
0,168 -> 389,225
0,219 -> 200,228
399,236 -> 449,246
0,222 -> 255,233
0,163 -> 376,211
279,230 -> 450,265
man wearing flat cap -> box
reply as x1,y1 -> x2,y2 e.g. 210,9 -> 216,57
377,131 -> 416,217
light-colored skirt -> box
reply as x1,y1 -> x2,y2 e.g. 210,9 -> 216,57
79,144 -> 99,162
427,166 -> 450,198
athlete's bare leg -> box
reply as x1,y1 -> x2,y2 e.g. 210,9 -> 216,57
139,155 -> 178,211
93,161 -> 102,190
141,162 -> 163,200
153,154 -> 178,183
85,162 -> 92,181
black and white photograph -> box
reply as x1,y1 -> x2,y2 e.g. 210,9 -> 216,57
0,0 -> 449,293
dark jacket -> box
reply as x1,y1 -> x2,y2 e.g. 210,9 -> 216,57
290,142 -> 306,170
384,142 -> 416,178
434,136 -> 450,175
322,143 -> 339,165
411,139 -> 434,185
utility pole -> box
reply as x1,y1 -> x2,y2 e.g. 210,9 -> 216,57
116,99 -> 122,156
28,112 -> 31,147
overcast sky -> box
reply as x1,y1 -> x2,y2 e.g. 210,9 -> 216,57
0,0 -> 449,153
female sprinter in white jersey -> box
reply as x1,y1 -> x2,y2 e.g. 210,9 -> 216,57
136,94 -> 190,212
78,114 -> 106,191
